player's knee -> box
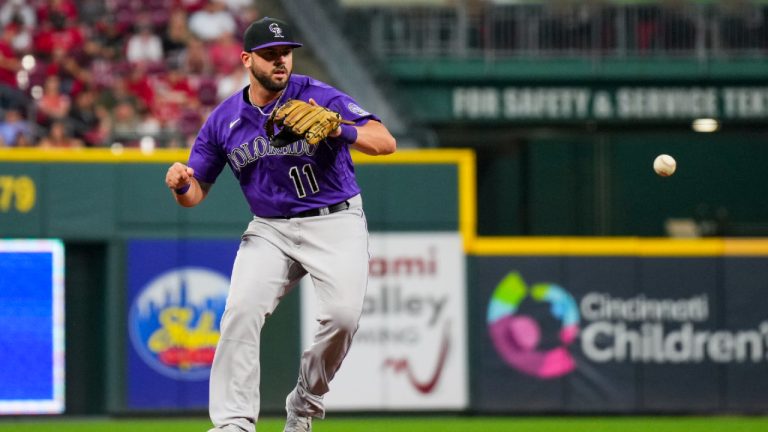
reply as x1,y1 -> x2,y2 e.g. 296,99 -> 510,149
221,303 -> 269,331
325,306 -> 361,336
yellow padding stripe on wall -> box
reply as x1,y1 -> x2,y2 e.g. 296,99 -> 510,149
0,148 -> 474,164
0,148 -> 192,163
471,237 -> 768,257
723,239 -> 768,256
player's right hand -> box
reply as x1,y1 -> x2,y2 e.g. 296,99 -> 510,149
165,162 -> 195,190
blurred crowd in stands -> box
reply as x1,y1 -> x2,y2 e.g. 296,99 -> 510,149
344,0 -> 768,61
0,0 -> 258,149
2,0 -> 765,149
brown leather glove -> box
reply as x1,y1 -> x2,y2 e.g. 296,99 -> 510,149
266,99 -> 354,147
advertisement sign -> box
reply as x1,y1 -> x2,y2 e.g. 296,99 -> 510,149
408,85 -> 768,123
721,257 -> 768,411
301,233 -> 468,410
473,256 -> 768,413
0,239 -> 64,415
126,239 -> 238,409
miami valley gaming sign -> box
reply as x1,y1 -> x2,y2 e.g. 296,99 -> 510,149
301,233 -> 468,410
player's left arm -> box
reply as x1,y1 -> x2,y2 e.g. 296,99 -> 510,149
330,120 -> 396,156
315,95 -> 396,156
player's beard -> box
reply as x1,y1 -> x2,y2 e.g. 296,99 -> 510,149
251,65 -> 290,92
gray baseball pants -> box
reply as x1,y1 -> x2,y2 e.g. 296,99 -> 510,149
209,194 -> 369,432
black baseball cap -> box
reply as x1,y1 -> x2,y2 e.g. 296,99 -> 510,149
243,17 -> 303,52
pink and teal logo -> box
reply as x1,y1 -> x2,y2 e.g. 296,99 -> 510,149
487,272 -> 579,379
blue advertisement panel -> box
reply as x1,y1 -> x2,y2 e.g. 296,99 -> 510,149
0,240 -> 64,415
472,255 -> 768,413
126,239 -> 238,410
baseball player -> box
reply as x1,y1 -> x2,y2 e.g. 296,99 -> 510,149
164,17 -> 396,432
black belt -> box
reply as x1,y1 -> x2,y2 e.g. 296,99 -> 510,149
289,200 -> 350,218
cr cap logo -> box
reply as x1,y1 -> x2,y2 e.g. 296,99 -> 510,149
129,267 -> 229,380
269,23 -> 284,38
486,272 -> 579,379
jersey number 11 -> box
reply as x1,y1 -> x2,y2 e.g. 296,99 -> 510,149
289,164 -> 319,198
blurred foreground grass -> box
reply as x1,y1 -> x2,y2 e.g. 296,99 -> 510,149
0,416 -> 766,432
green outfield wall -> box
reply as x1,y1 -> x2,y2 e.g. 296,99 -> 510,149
3,148 -> 768,416
0,148 -> 467,414
0,150 -> 462,238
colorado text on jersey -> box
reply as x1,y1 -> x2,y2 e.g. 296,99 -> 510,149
227,136 -> 318,171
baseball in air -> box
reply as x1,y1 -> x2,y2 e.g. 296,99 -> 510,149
653,154 -> 677,177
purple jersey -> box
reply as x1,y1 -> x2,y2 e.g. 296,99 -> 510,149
188,74 -> 380,218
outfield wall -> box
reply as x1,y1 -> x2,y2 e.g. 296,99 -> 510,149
1,149 -> 767,415
0,148 -> 468,415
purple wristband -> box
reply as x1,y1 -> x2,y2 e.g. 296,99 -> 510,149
337,124 -> 358,145
174,184 -> 191,195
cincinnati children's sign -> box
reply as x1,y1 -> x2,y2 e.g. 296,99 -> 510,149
301,233 -> 468,409
488,272 -> 768,380
579,292 -> 768,364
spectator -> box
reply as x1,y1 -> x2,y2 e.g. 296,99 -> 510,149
38,120 -> 84,148
218,0 -> 259,34
219,0 -> 252,14
0,0 -> 36,53
660,0 -> 696,51
78,0 -> 106,24
36,75 -> 71,126
175,0 -> 208,15
89,50 -> 119,91
152,63 -> 196,132
67,89 -> 107,147
719,0 -> 764,50
36,0 -> 78,23
216,64 -> 247,102
44,46 -> 90,96
136,105 -> 162,137
188,0 -> 236,42
178,37 -> 212,77
96,75 -> 140,112
105,101 -> 164,147
0,24 -> 28,110
176,107 -> 202,147
196,76 -> 218,107
209,30 -> 242,76
126,16 -> 164,66
0,24 -> 20,89
0,0 -> 36,29
162,8 -> 192,63
126,64 -> 156,114
92,15 -> 127,61
0,107 -> 33,147
33,11 -> 85,58
108,98 -> 141,146
636,5 -> 661,52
